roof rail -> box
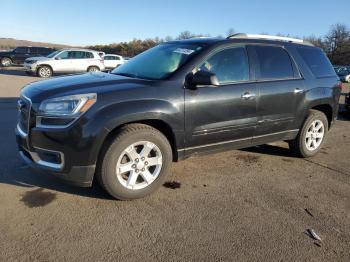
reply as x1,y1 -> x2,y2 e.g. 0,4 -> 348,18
227,33 -> 310,45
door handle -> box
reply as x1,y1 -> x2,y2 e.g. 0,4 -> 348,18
241,92 -> 256,99
294,88 -> 304,94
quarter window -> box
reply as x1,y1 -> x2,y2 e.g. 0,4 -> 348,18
296,47 -> 335,78
198,47 -> 249,84
254,46 -> 294,80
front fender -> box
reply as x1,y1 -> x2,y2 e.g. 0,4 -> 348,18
84,99 -> 184,164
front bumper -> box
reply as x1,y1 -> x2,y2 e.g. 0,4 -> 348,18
15,125 -> 95,187
23,63 -> 37,73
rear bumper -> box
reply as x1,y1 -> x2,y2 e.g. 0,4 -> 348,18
15,125 -> 95,187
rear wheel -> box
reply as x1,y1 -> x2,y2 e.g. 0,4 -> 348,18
1,57 -> 12,67
97,124 -> 172,200
37,66 -> 52,78
87,66 -> 100,72
288,110 -> 328,157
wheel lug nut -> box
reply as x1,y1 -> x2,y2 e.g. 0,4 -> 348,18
141,157 -> 145,161
135,158 -> 139,162
145,161 -> 148,166
135,169 -> 139,173
142,168 -> 145,172
132,164 -> 136,168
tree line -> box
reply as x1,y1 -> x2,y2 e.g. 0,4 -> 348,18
88,24 -> 350,65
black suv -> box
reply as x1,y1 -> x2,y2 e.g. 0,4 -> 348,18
0,46 -> 56,66
15,34 -> 341,200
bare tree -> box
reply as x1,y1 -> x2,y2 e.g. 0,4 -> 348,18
324,23 -> 350,64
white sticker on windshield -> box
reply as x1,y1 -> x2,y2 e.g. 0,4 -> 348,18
173,48 -> 195,55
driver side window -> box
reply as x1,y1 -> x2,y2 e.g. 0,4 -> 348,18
56,51 -> 70,59
198,47 -> 249,84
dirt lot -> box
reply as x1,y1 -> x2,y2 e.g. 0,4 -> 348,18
0,67 -> 349,261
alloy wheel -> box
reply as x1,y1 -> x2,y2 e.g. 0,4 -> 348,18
305,120 -> 324,151
116,141 -> 163,190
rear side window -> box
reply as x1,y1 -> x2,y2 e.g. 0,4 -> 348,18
254,45 -> 294,80
296,47 -> 335,78
85,52 -> 94,58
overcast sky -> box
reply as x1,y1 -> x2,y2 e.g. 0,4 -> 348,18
1,0 -> 349,46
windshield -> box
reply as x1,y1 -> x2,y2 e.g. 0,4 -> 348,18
47,50 -> 60,58
112,43 -> 205,80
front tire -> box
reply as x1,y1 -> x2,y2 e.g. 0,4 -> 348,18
37,65 -> 53,78
289,110 -> 328,157
97,124 -> 173,200
1,57 -> 12,67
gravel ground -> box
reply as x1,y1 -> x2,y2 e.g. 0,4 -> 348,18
0,67 -> 349,261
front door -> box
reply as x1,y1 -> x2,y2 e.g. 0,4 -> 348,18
54,51 -> 75,73
184,45 -> 257,155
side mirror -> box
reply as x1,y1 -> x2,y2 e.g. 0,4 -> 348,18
55,57 -> 60,60
186,70 -> 219,89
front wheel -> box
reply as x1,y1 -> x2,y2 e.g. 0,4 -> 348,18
37,66 -> 53,78
97,124 -> 173,200
288,110 -> 328,157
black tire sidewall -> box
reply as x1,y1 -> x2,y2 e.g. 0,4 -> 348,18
298,111 -> 328,157
88,66 -> 99,72
101,127 -> 172,200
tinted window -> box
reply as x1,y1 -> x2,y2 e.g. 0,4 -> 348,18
85,52 -> 94,58
72,51 -> 86,59
254,46 -> 294,80
296,47 -> 336,78
14,47 -> 28,54
30,47 -> 39,54
198,47 -> 249,83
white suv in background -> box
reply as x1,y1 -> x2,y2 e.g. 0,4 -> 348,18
103,54 -> 125,70
24,49 -> 105,78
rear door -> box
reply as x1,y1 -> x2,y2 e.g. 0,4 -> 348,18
13,47 -> 30,64
248,45 -> 305,137
184,45 -> 257,154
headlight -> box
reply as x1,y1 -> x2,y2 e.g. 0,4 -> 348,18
38,93 -> 97,117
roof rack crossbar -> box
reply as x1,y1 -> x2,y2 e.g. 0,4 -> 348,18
227,33 -> 305,44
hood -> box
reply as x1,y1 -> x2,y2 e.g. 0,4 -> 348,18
21,72 -> 154,102
25,56 -> 51,62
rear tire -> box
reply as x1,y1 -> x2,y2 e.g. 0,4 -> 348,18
97,124 -> 172,200
1,57 -> 12,67
37,65 -> 53,78
87,66 -> 100,72
288,110 -> 328,158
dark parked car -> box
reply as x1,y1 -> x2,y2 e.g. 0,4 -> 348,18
15,34 -> 341,200
0,46 -> 56,67
337,69 -> 350,83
